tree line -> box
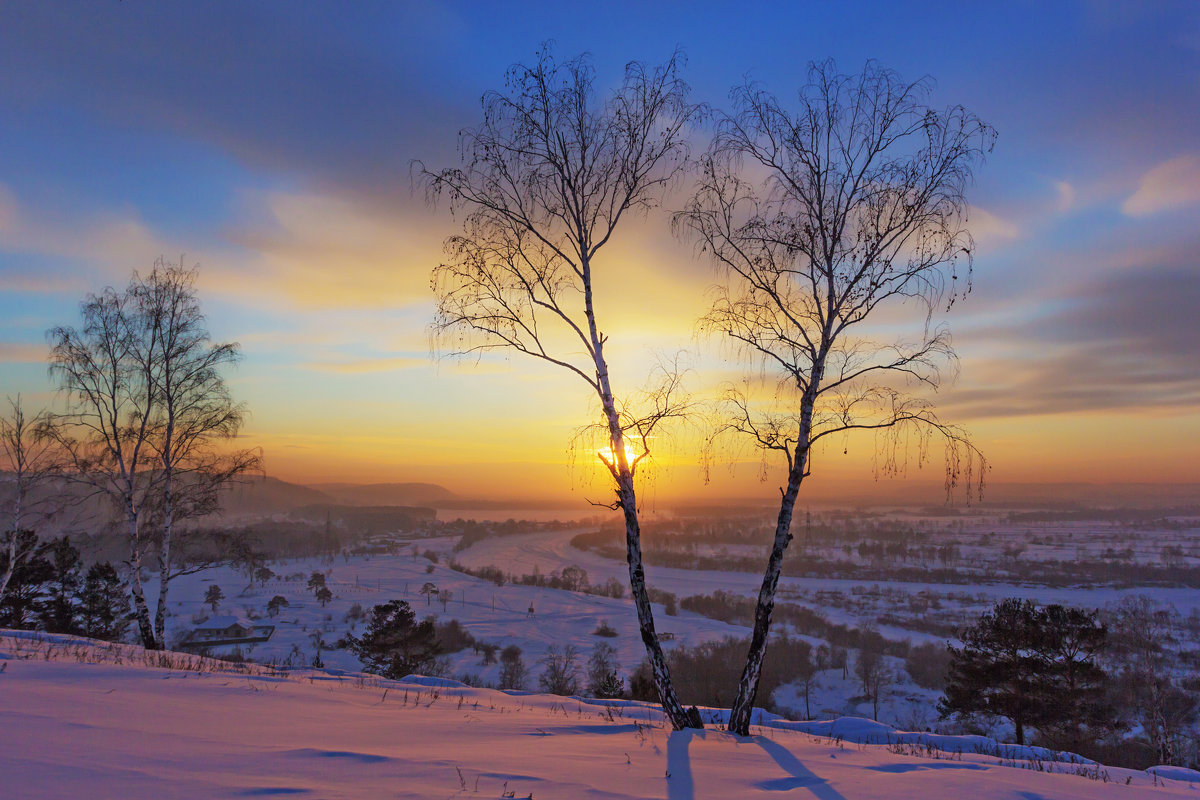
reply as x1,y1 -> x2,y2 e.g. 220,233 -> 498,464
0,533 -> 130,642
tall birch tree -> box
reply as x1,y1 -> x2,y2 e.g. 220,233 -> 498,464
676,60 -> 994,735
48,285 -> 162,646
132,261 -> 260,646
47,261 -> 257,649
420,47 -> 703,729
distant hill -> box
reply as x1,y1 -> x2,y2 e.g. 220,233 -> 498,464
217,477 -> 335,517
306,482 -> 458,508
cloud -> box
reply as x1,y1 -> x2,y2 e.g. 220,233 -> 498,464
215,190 -> 444,309
0,342 -> 47,363
1122,154 -> 1200,217
302,356 -> 426,374
0,182 -> 174,282
1053,180 -> 1075,213
0,5 -> 471,194
946,261 -> 1200,419
965,206 -> 1020,248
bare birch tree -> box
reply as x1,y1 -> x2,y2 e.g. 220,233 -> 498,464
132,260 -> 261,646
47,262 -> 257,649
0,396 -> 61,606
675,60 -> 994,735
48,285 -> 162,647
419,47 -> 703,729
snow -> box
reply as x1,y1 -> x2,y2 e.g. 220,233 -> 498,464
193,615 -> 251,630
154,543 -> 753,689
1,631 -> 1194,799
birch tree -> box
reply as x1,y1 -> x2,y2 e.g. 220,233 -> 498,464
132,261 -> 260,647
48,285 -> 162,647
420,47 -> 703,729
0,396 -> 61,607
47,262 -> 257,649
676,60 -> 993,735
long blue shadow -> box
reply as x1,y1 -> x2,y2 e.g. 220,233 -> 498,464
666,729 -> 697,800
753,736 -> 847,799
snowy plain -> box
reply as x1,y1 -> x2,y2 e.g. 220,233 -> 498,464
2,630 -> 1196,800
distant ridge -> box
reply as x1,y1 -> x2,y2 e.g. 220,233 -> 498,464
217,476 -> 335,517
307,482 -> 458,508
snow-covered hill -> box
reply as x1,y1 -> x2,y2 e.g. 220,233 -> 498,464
2,631 -> 1194,799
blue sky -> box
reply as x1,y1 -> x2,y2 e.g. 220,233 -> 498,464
1,1 -> 1198,495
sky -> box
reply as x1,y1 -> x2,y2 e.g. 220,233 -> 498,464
1,1 -> 1198,503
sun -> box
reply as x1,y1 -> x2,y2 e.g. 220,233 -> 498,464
597,437 -> 645,469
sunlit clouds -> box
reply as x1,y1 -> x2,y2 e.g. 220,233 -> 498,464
1,2 -> 1198,497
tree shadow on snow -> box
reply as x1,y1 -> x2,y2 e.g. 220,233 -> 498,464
752,736 -> 847,799
666,729 -> 698,800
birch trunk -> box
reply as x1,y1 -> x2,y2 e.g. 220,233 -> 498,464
585,254 -> 697,731
0,465 -> 24,604
727,394 -> 815,735
126,503 -> 158,649
154,413 -> 175,649
153,474 -> 172,650
611,432 -> 695,730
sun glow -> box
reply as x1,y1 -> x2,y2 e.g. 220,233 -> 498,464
597,437 -> 645,470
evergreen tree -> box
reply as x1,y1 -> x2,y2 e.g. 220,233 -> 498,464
306,572 -> 326,592
342,600 -> 440,679
38,536 -> 82,634
204,584 -> 224,612
267,595 -> 289,617
79,562 -> 130,641
940,599 -> 1113,747
940,599 -> 1043,745
1033,604 -> 1115,750
0,531 -> 51,629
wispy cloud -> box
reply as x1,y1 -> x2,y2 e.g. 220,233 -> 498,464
0,341 -> 48,363
948,260 -> 1200,418
302,356 -> 426,374
216,190 -> 443,309
1122,154 -> 1200,217
966,206 -> 1020,248
0,183 -> 175,281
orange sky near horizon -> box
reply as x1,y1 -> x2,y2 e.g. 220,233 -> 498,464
1,5 -> 1198,506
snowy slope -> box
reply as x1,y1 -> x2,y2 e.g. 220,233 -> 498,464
1,632 -> 1192,799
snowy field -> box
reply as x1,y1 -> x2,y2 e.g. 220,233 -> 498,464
140,521 -> 1200,731
2,631 -> 1195,800
158,537 -> 749,688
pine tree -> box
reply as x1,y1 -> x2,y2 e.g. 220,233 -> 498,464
38,536 -> 82,634
341,600 -> 440,679
1032,604 -> 1114,750
79,562 -> 130,642
204,584 -> 224,612
0,531 -> 51,629
939,599 -> 1113,747
940,599 -> 1042,744
267,595 -> 289,617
